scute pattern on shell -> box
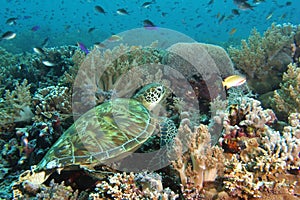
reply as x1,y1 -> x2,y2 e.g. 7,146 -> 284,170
37,98 -> 156,171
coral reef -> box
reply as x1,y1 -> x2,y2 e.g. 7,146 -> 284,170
171,122 -> 225,198
90,172 -> 178,199
163,42 -> 234,104
291,26 -> 300,66
32,85 -> 72,123
14,179 -> 81,200
0,79 -> 33,130
2,34 -> 300,200
228,23 -> 298,94
13,170 -> 178,200
215,96 -> 300,199
272,63 -> 300,120
0,45 -> 77,94
1,119 -> 63,170
58,49 -> 85,87
0,46 -> 20,68
71,42 -> 168,115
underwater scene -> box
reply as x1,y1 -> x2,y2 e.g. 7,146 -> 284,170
0,0 -> 300,199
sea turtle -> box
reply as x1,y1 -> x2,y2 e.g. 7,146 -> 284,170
13,83 -> 177,197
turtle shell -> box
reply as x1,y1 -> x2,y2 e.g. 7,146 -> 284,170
36,98 -> 156,171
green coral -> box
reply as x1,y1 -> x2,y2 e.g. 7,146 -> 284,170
228,23 -> 296,94
272,63 -> 300,120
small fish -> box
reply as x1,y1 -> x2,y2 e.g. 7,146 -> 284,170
41,37 -> 49,47
222,75 -> 246,89
130,45 -> 141,51
116,8 -> 129,15
229,28 -> 237,35
234,0 -> 255,10
218,14 -> 225,24
280,13 -> 287,19
77,42 -> 89,54
42,60 -> 56,67
231,9 -> 240,15
94,42 -> 106,49
31,25 -> 40,32
6,17 -> 18,25
95,5 -> 106,14
88,27 -> 96,33
33,47 -> 45,55
1,31 -> 16,40
208,0 -> 214,5
266,12 -> 273,20
285,1 -> 292,6
108,35 -> 123,42
64,25 -> 71,30
23,15 -> 32,19
253,0 -> 265,4
143,19 -> 157,30
141,1 -> 153,8
161,12 -> 167,17
195,23 -> 203,28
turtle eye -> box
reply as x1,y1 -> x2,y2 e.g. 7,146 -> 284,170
156,86 -> 164,95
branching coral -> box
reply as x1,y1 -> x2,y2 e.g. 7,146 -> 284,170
228,23 -> 298,94
58,49 -> 85,87
273,63 -> 300,120
0,46 -> 20,68
13,179 -> 80,200
0,79 -> 33,129
217,97 -> 300,199
90,172 -> 178,199
224,127 -> 299,199
32,85 -> 72,122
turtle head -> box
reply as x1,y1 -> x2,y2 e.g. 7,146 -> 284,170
133,83 -> 166,111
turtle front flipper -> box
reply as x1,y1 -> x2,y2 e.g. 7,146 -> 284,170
159,117 -> 178,147
146,118 -> 178,170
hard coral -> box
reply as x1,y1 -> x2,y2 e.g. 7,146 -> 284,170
89,172 -> 178,200
32,85 -> 72,123
219,97 -> 300,199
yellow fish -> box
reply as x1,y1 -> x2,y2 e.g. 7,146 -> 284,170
222,75 -> 246,89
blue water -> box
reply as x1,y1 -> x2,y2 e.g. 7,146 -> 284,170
0,0 -> 299,52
